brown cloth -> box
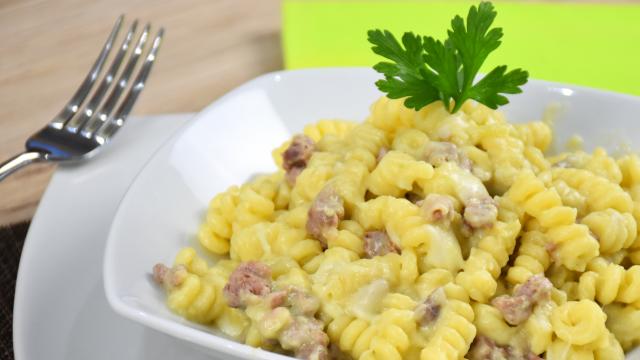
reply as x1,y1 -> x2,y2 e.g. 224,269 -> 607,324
0,222 -> 29,360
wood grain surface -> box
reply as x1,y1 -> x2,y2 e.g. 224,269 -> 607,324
0,0 -> 281,225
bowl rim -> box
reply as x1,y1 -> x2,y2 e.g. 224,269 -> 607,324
103,67 -> 640,359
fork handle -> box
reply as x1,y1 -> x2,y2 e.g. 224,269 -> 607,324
0,151 -> 47,182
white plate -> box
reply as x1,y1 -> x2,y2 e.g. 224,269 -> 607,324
12,114 -> 219,360
104,68 -> 640,359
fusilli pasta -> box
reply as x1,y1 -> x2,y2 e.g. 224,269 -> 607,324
152,96 -> 638,360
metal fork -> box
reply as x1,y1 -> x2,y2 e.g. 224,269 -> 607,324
0,16 -> 164,181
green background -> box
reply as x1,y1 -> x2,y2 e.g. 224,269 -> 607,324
283,1 -> 640,95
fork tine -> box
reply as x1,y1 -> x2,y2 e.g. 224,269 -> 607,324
81,24 -> 151,140
65,20 -> 139,134
94,28 -> 164,145
48,15 -> 124,130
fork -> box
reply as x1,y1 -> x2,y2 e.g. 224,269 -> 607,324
0,16 -> 164,181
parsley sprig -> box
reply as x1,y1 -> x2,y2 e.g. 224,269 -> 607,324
368,1 -> 528,113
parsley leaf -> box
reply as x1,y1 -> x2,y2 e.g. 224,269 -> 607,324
368,1 -> 528,113
369,30 -> 441,110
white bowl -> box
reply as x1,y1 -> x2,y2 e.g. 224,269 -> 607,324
104,68 -> 640,359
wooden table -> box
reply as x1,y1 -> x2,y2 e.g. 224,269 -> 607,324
0,0 -> 281,225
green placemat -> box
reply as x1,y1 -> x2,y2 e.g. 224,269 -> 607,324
283,1 -> 640,96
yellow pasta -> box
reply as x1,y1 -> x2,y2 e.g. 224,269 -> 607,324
524,301 -> 555,354
232,183 -> 276,232
552,167 -> 633,213
455,204 -> 521,302
343,123 -> 389,171
164,248 -> 233,324
367,96 -> 416,135
198,186 -> 239,255
551,300 -> 608,346
367,150 -> 434,197
303,119 -> 357,142
322,160 -> 369,215
505,171 -> 599,271
581,209 -> 636,254
605,303 -> 640,351
391,128 -> 430,159
420,286 -> 476,360
551,178 -> 588,217
481,135 -> 534,193
230,222 -> 322,266
506,230 -> 552,285
513,121 -> 552,152
153,96 -> 640,359
570,258 -> 640,306
473,303 -> 517,345
354,196 -> 464,272
618,153 -> 640,188
584,148 -> 623,184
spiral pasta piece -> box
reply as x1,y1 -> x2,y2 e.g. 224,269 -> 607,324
584,147 -> 623,184
232,179 -> 278,232
551,300 -> 608,346
367,150 -> 434,197
551,179 -> 588,217
604,303 -> 640,351
414,101 -> 476,145
328,161 -> 368,214
420,285 -> 476,360
455,212 -> 521,302
595,333 -> 625,360
230,222 -> 322,266
303,119 -> 357,142
366,96 -> 416,135
505,171 -> 574,227
354,196 -> 464,272
328,228 -> 364,257
548,299 -> 623,358
551,167 -> 633,213
513,121 -> 552,152
545,338 -> 597,360
289,159 -> 335,208
473,303 -> 517,345
328,308 -> 415,360
343,123 -> 389,171
546,224 -> 601,272
581,209 -> 637,254
523,300 -> 555,354
198,186 -> 240,255
481,134 -> 529,193
419,162 -> 491,210
353,196 -> 420,247
463,100 -> 507,125
505,171 -> 598,271
391,128 -> 430,159
554,148 -> 625,185
322,219 -> 366,256
571,257 -> 640,306
506,230 -> 552,285
315,255 -> 409,310
173,247 -> 211,276
461,145 -> 492,181
165,249 -> 230,324
618,153 -> 640,188
167,272 -> 228,324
